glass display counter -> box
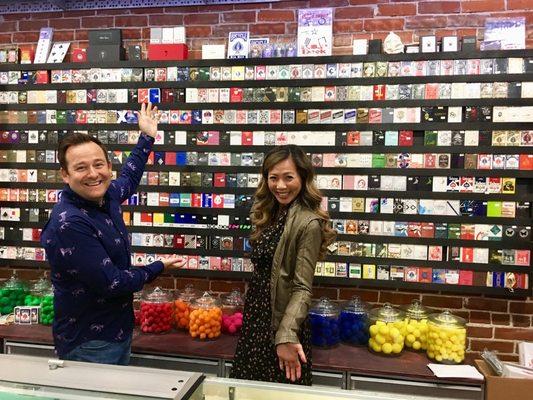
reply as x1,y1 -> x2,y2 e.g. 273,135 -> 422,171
0,354 -> 204,399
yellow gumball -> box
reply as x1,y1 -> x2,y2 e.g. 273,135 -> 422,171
382,343 -> 392,354
392,343 -> 402,353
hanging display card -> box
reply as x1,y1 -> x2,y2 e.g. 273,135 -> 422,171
297,8 -> 332,57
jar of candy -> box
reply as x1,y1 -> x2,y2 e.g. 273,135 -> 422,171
368,303 -> 406,356
309,297 -> 340,348
140,287 -> 173,334
24,275 -> 49,307
174,285 -> 199,330
402,300 -> 431,351
189,292 -> 222,340
339,296 -> 369,346
427,310 -> 467,364
221,289 -> 244,335
0,272 -> 29,315
39,286 -> 54,325
133,291 -> 142,327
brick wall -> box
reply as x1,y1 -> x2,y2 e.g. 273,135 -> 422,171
0,1 -> 531,361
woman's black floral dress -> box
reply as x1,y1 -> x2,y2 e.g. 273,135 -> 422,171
231,210 -> 312,385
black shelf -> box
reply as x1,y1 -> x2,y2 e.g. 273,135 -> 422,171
1,122 -> 533,131
0,98 -> 531,111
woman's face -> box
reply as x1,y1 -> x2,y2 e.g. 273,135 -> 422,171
267,157 -> 302,206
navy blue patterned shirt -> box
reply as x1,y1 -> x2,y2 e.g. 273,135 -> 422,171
41,134 -> 163,357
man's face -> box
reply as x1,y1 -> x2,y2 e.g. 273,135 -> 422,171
61,142 -> 112,203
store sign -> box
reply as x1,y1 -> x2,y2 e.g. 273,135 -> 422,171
297,8 -> 332,57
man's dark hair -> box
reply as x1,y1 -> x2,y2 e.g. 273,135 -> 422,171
58,133 -> 109,171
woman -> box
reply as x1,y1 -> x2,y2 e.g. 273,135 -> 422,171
231,145 -> 335,385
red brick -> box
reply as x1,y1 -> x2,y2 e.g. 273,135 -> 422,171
81,17 -> 114,29
419,1 -> 461,14
130,7 -> 165,15
333,46 -> 354,55
312,287 -> 339,300
364,18 -> 405,31
405,16 -> 448,29
287,22 -> 298,35
114,16 -> 149,27
469,311 -> 491,324
186,26 -> 212,38
152,276 -> 176,289
421,295 -> 463,309
95,9 -> 137,16
17,20 -> 48,32
258,10 -> 295,22
379,291 -> 420,305
53,31 -> 75,41
512,314 -> 531,327
184,13 -> 219,25
508,0 -> 533,9
470,339 -> 515,353
335,6 -> 374,20
188,50 -> 202,60
461,0 -> 505,13
466,297 -> 508,312
467,326 -> 493,338
29,11 -> 61,19
175,278 -> 210,291
64,10 -> 96,18
147,14 -> 184,26
249,23 -> 286,35
201,5 -> 235,12
272,1 -> 309,10
509,301 -> 533,314
339,288 -> 379,303
12,32 -> 40,43
222,11 -> 257,24
350,0 -> 386,4
334,34 -> 353,47
243,2 -> 275,9
456,28 -> 479,37
446,14 -> 486,27
377,3 -> 417,17
121,29 -> 143,40
491,313 -> 510,326
0,34 -> 12,44
209,280 -> 245,293
2,13 -> 29,21
75,31 -> 88,41
49,18 -> 80,30
495,327 -> 533,341
310,0 -> 349,7
212,24 -> 248,37
334,20 -> 364,33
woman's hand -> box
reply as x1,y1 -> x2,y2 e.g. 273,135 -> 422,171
276,342 -> 307,382
160,255 -> 187,270
137,102 -> 159,138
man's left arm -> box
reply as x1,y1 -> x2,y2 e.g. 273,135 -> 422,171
114,103 -> 159,203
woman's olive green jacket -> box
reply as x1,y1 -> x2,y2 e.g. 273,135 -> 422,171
269,201 -> 323,345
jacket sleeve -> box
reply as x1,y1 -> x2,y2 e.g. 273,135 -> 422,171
113,133 -> 154,204
50,215 -> 163,298
274,219 -> 322,345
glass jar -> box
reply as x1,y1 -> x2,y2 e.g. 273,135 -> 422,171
339,296 -> 369,346
427,310 -> 467,364
309,297 -> 340,348
0,272 -> 29,315
24,275 -> 49,307
173,285 -> 199,330
189,292 -> 222,340
368,303 -> 406,356
402,300 -> 431,351
221,289 -> 244,335
39,286 -> 54,325
133,291 -> 142,327
140,287 -> 173,334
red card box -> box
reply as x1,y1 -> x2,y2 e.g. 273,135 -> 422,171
148,44 -> 188,61
71,48 -> 87,63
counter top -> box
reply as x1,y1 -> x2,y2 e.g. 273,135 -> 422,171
0,325 -> 480,387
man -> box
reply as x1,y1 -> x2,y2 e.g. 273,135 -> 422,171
41,103 -> 184,364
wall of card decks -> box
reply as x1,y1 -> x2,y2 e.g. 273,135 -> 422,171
0,50 -> 532,297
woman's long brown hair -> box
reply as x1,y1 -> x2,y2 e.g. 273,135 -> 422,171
250,145 -> 336,259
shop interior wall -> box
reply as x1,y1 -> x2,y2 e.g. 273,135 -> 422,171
0,0 -> 531,361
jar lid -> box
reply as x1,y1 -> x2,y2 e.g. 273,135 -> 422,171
342,296 -> 367,314
192,291 -> 219,309
368,303 -> 405,323
429,310 -> 466,327
310,297 -> 339,317
402,299 -> 430,319
143,287 -> 170,303
222,289 -> 244,307
30,276 -> 51,294
178,284 -> 199,302
1,271 -> 26,290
